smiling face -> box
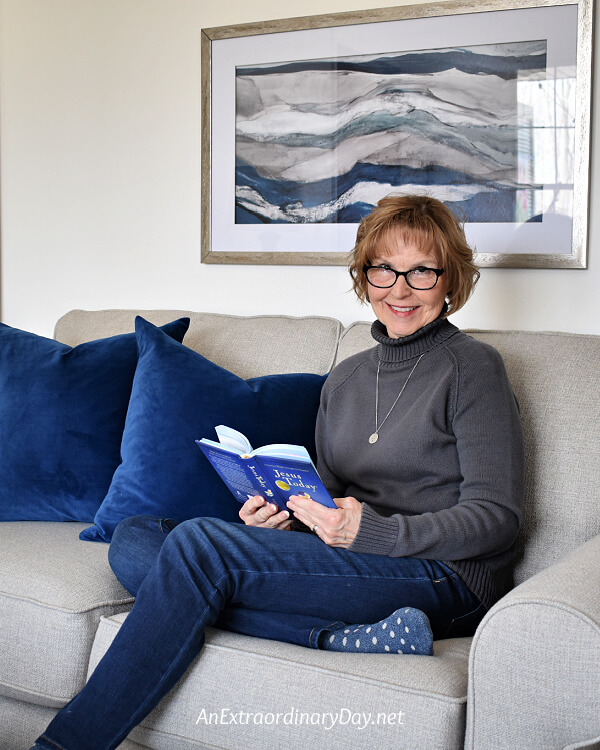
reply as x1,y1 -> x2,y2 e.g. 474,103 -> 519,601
367,228 -> 448,338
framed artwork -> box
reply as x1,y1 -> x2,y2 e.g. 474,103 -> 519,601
201,0 -> 593,267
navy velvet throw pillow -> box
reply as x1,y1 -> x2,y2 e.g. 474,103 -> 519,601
0,318 -> 190,522
81,316 -> 327,542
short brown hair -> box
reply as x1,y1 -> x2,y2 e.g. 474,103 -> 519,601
349,194 -> 480,315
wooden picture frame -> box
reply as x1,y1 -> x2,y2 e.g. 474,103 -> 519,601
201,0 -> 593,267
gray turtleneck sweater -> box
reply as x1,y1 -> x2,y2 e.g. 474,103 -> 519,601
315,316 -> 524,610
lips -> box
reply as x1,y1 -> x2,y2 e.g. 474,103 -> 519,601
387,304 -> 419,315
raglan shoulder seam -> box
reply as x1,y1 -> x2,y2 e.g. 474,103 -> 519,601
324,351 -> 374,400
443,331 -> 510,423
438,343 -> 460,422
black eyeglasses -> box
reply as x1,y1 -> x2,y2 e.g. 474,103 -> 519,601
363,264 -> 445,290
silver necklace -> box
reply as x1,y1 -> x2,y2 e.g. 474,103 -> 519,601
369,353 -> 425,444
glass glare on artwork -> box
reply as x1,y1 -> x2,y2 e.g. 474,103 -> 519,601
234,41 -> 575,226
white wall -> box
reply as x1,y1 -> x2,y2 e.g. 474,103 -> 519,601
0,0 -> 598,338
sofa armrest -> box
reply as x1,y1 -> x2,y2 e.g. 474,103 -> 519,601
465,533 -> 600,750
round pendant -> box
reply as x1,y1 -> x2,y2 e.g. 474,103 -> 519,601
369,432 -> 379,444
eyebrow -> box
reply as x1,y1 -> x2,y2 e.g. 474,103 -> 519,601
370,258 -> 436,268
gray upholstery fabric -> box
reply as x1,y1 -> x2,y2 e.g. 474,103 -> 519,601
90,611 -> 472,750
463,330 -> 600,586
54,309 -> 342,378
0,698 -> 151,750
0,695 -> 139,750
2,310 -> 599,748
466,532 -> 600,750
0,522 -> 133,707
334,320 -> 374,366
0,693 -> 58,750
0,694 -> 139,750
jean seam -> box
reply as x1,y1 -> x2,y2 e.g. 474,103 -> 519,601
230,569 -> 442,583
439,601 -> 486,639
40,736 -> 69,750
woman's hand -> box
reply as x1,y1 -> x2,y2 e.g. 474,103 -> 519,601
239,495 -> 292,530
286,495 -> 362,548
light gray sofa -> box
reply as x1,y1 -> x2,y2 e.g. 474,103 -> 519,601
1,309 -> 599,750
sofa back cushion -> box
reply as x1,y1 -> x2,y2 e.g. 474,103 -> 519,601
55,310 -> 600,586
0,317 -> 189,522
80,317 -> 327,542
55,310 -> 342,378
337,323 -> 600,586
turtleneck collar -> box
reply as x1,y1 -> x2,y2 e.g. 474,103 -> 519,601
371,314 -> 459,364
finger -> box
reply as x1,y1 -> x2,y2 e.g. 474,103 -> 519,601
242,495 -> 266,513
287,494 -> 319,511
287,496 -> 334,525
288,508 -> 312,531
261,502 -> 281,518
247,495 -> 267,510
331,496 -> 359,510
239,495 -> 266,517
272,515 -> 293,530
290,508 -> 324,536
261,508 -> 289,527
255,503 -> 287,525
271,509 -> 291,525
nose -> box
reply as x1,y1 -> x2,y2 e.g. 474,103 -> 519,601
388,274 -> 413,297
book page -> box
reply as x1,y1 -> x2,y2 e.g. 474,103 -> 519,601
214,425 -> 253,454
252,443 -> 309,461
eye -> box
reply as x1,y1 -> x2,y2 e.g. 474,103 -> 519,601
411,266 -> 431,275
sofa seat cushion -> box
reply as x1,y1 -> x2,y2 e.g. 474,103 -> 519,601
90,611 -> 472,750
0,522 -> 133,708
0,693 -> 145,750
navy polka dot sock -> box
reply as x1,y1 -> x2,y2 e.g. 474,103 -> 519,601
321,607 -> 434,655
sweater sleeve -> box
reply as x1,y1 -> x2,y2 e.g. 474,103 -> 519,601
349,344 -> 525,560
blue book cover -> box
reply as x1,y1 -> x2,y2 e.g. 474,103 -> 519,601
196,425 -> 336,511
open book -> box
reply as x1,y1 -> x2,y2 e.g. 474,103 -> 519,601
196,425 -> 336,511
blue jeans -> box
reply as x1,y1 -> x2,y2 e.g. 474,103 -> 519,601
36,515 -> 485,750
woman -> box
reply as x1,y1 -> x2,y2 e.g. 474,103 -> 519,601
32,195 -> 524,749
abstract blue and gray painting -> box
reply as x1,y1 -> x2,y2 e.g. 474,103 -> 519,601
235,41 -> 546,224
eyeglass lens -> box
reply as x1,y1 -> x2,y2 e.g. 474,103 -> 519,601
366,267 -> 440,289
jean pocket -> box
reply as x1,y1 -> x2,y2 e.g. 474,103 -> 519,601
440,601 -> 487,639
159,517 -> 180,533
